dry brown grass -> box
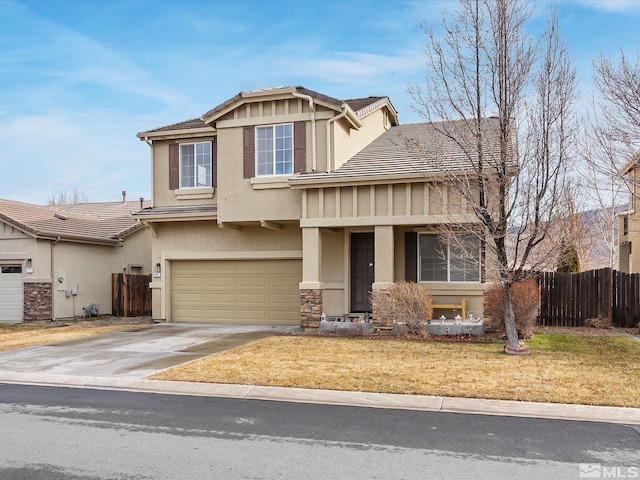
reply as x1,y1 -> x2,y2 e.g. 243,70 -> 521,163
0,323 -> 148,352
150,334 -> 640,408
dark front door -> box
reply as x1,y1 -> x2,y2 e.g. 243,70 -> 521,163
351,232 -> 374,312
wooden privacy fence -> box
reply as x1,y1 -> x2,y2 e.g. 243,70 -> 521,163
537,268 -> 640,328
112,273 -> 152,317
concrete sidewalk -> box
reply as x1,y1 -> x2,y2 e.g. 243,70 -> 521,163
0,371 -> 638,426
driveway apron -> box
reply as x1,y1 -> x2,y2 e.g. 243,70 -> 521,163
0,323 -> 295,378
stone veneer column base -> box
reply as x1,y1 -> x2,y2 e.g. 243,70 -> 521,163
23,282 -> 53,321
371,286 -> 394,329
300,289 -> 323,329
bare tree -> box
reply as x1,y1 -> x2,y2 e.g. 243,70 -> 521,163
408,0 -> 578,353
593,49 -> 640,171
577,133 -> 626,269
581,49 -> 640,267
47,187 -> 89,206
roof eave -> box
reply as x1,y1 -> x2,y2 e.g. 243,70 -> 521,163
344,105 -> 364,130
0,213 -> 38,237
133,211 -> 218,223
289,172 -> 433,189
621,150 -> 640,174
137,126 -> 216,141
288,167 -> 519,189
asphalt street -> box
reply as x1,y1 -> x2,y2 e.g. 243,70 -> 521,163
0,384 -> 638,480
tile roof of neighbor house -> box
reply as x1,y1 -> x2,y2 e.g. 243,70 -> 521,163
138,87 -> 396,136
0,199 -> 149,243
290,117 -> 515,185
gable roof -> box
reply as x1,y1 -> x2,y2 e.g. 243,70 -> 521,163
138,86 -> 398,138
0,199 -> 149,245
289,118 -> 516,187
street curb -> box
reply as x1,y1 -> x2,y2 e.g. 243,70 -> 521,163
0,372 -> 639,425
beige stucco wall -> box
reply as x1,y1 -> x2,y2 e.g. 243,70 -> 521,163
332,109 -> 391,171
152,138 -> 218,208
147,221 -> 303,321
51,228 -> 152,319
216,126 -> 304,223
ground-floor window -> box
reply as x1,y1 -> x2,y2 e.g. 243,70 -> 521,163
418,233 -> 480,282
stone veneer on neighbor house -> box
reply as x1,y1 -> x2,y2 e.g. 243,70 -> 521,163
300,289 -> 323,328
23,282 -> 53,321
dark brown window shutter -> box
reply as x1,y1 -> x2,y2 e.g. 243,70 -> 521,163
243,126 -> 255,178
211,140 -> 218,188
405,232 -> 418,282
294,121 -> 306,173
169,143 -> 179,190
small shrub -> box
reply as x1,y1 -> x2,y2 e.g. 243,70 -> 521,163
371,282 -> 432,335
484,280 -> 539,339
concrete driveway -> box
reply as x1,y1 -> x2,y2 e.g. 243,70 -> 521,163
0,323 -> 297,379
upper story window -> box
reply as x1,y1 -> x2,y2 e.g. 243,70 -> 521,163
256,124 -> 293,176
180,142 -> 211,188
418,233 -> 480,282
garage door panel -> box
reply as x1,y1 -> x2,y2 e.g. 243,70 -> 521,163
269,293 -> 297,304
204,278 -> 236,288
0,271 -> 23,324
203,292 -> 235,302
171,260 -> 301,324
237,277 -> 268,288
236,293 -> 267,304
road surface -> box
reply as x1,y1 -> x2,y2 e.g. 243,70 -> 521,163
0,384 -> 638,479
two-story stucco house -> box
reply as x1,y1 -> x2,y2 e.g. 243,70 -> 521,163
0,198 -> 151,323
136,86 -> 486,327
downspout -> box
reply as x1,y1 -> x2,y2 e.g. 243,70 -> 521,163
291,92 -> 317,172
325,107 -> 347,173
144,136 -> 153,206
50,236 -> 61,321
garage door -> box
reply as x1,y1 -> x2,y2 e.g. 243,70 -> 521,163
170,259 -> 301,324
0,265 -> 23,324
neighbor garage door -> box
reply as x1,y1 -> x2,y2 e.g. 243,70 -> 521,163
170,259 -> 301,324
0,265 -> 23,324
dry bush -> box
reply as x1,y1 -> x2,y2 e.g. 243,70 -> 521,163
371,282 -> 432,335
484,280 -> 540,339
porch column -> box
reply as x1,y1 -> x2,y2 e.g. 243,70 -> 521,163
373,225 -> 394,287
300,227 -> 323,328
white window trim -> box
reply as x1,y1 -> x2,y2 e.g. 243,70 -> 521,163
179,141 -> 212,189
417,233 -> 481,283
255,123 -> 294,177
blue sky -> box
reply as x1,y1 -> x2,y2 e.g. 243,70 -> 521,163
0,0 -> 639,204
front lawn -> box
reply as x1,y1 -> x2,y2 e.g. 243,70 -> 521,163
0,318 -> 152,352
149,333 -> 640,408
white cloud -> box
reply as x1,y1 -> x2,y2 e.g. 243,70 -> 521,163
572,0 -> 640,14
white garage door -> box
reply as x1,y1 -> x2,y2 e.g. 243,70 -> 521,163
170,259 -> 301,324
0,265 -> 23,324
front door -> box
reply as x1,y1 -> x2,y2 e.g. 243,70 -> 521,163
350,232 -> 374,312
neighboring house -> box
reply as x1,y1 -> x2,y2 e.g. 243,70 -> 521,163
135,85 -> 486,327
0,198 -> 151,323
618,155 -> 639,273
